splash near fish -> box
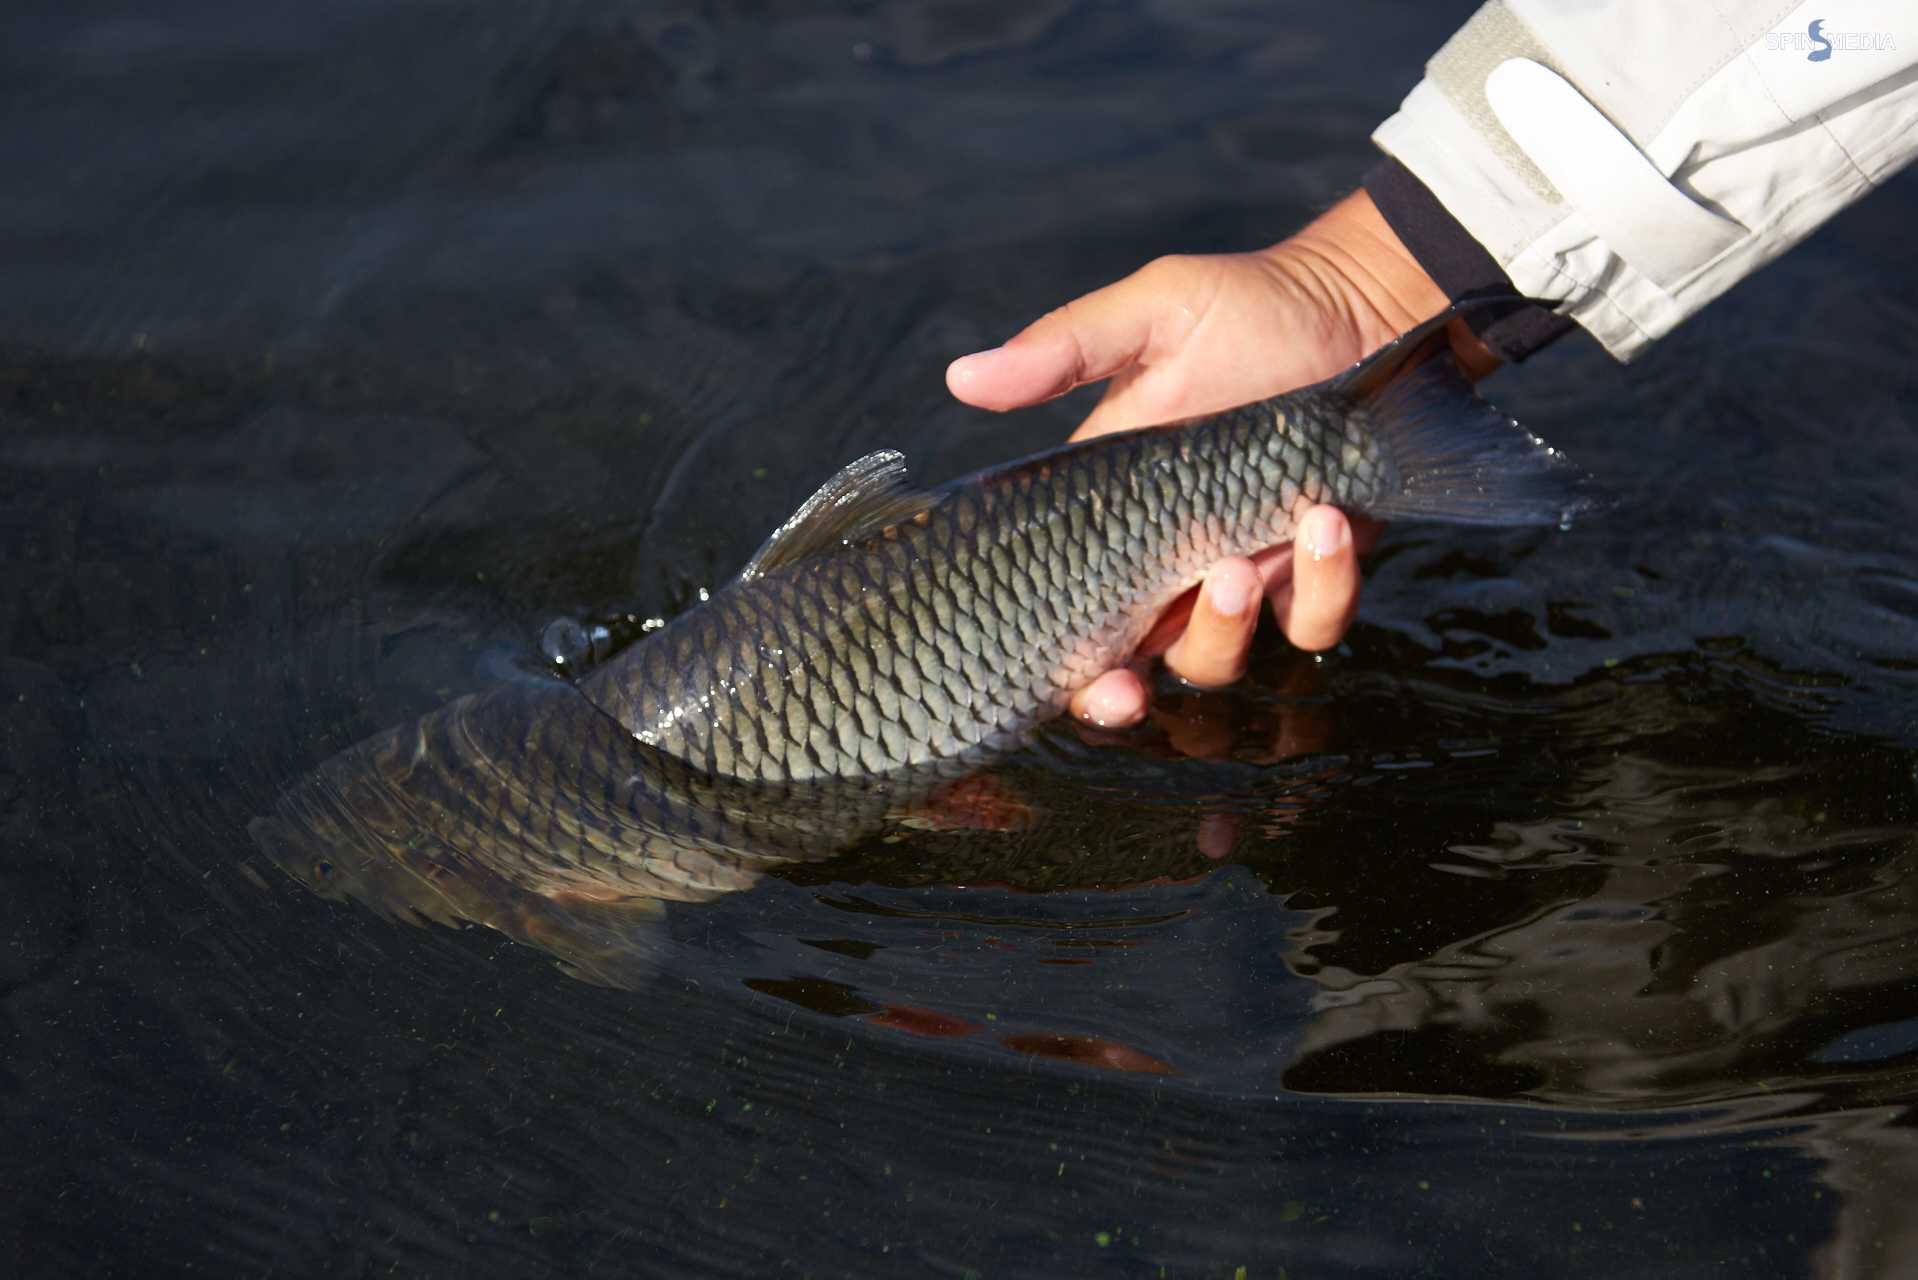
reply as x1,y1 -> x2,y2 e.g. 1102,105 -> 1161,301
252,303 -> 1605,981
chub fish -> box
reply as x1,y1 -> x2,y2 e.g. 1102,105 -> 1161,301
252,305 -> 1604,977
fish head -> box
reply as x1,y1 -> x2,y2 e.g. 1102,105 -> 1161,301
249,746 -> 488,929
250,733 -> 676,989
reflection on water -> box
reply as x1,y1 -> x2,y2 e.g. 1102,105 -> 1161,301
6,0 -> 1918,1275
717,643 -> 1918,1110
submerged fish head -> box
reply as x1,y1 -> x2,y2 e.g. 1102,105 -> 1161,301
250,749 -> 482,929
252,728 -> 678,989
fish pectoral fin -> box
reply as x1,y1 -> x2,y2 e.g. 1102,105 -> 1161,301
897,770 -> 1037,833
542,888 -> 671,917
502,895 -> 670,991
738,449 -> 938,580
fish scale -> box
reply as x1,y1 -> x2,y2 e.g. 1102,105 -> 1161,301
586,395 -> 1381,785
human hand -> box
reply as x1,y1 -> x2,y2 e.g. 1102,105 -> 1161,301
1071,647 -> 1343,860
946,190 -> 1488,728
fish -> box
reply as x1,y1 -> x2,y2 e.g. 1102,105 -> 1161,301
251,303 -> 1604,975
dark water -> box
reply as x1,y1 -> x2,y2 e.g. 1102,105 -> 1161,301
6,2 -> 1918,1275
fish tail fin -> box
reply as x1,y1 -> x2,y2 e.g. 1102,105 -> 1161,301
1334,300 -> 1610,527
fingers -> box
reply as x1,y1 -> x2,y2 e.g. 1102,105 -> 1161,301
1069,508 -> 1364,730
1163,558 -> 1262,688
1069,666 -> 1149,730
945,259 -> 1199,415
1269,505 -> 1359,652
1159,509 -> 1365,693
1196,812 -> 1239,860
946,338 -> 1094,413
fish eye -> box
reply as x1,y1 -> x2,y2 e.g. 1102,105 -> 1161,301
313,859 -> 335,881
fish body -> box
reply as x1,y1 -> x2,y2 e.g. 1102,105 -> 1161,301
594,396 -> 1377,784
254,307 -> 1602,946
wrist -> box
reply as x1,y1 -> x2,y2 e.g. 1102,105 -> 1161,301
1266,190 -> 1500,379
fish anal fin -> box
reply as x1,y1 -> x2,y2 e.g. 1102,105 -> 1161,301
740,450 -> 939,581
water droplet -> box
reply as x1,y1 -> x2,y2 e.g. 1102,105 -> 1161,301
540,617 -> 590,668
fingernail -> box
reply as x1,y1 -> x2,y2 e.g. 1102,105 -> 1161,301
945,347 -> 1003,387
1207,572 -> 1251,618
1301,508 -> 1351,561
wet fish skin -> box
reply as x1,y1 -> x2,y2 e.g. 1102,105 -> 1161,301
590,392 -> 1390,785
253,677 -> 912,912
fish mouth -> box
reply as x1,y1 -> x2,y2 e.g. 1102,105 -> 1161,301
248,806 -> 468,929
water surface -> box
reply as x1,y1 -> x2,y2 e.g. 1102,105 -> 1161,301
5,2 -> 1918,1275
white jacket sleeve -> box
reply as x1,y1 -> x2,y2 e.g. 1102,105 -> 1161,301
1372,0 -> 1918,360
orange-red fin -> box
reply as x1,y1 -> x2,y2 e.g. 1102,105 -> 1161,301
899,771 -> 1036,833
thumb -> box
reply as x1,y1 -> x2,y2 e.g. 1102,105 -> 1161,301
946,260 -> 1186,413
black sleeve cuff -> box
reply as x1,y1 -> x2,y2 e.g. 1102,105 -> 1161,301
1362,155 -> 1577,363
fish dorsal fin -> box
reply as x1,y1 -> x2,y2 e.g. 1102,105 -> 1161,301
739,449 -> 938,581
